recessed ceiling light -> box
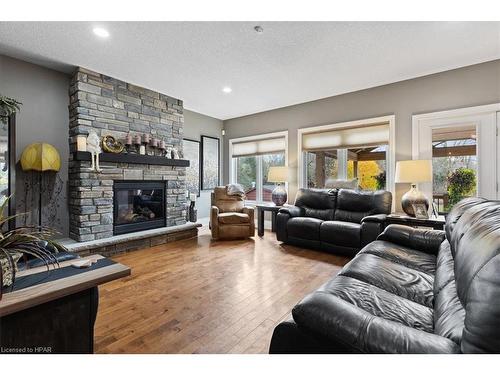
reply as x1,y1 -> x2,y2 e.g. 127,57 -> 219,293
93,27 -> 110,38
254,26 -> 264,33
222,87 -> 232,94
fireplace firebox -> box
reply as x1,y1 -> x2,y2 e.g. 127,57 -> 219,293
113,181 -> 166,235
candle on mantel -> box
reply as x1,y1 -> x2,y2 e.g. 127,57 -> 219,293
159,140 -> 166,150
125,134 -> 132,145
76,135 -> 87,152
143,133 -> 151,144
190,193 -> 197,202
150,138 -> 158,147
134,134 -> 142,145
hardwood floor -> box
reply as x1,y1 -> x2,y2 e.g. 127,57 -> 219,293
94,226 -> 350,354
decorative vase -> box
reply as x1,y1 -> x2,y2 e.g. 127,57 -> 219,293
401,184 -> 429,216
271,184 -> 287,206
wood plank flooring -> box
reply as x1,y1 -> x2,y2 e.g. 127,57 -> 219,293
94,227 -> 350,354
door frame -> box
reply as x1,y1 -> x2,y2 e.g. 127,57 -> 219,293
412,103 -> 500,201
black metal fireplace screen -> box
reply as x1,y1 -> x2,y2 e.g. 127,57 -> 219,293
113,180 -> 166,235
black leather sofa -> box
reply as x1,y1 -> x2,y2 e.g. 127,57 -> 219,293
276,188 -> 392,256
269,197 -> 500,353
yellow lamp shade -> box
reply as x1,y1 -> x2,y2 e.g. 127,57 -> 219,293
21,143 -> 61,172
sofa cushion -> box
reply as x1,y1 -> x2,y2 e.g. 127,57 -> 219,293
334,189 -> 392,223
287,217 -> 322,241
446,200 -> 500,353
320,221 -> 360,249
360,240 -> 437,275
318,275 -> 434,332
292,290 -> 459,353
338,253 -> 435,308
294,188 -> 337,221
433,243 -> 465,345
218,212 -> 250,225
444,197 -> 486,255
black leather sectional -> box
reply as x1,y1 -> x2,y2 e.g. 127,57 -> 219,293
276,188 -> 392,256
269,197 -> 500,353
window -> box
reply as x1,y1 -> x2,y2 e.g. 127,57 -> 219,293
230,132 -> 288,203
301,119 -> 393,192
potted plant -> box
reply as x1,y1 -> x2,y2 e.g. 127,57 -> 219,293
0,95 -> 22,122
374,171 -> 387,190
0,198 -> 66,300
447,168 -> 476,207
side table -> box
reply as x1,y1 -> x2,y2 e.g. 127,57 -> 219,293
385,214 -> 446,231
256,204 -> 283,237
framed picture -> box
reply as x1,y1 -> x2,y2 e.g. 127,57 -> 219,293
182,138 -> 200,197
412,203 -> 429,219
201,135 -> 220,190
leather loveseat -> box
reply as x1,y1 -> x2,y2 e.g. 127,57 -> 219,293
276,188 -> 392,256
269,197 -> 500,353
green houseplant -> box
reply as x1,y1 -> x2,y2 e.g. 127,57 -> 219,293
374,171 -> 386,190
0,198 -> 66,300
0,95 -> 22,123
447,167 -> 476,207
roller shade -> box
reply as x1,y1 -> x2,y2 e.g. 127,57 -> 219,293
302,123 -> 389,151
232,136 -> 286,157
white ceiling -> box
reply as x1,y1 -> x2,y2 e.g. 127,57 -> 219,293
0,22 -> 499,120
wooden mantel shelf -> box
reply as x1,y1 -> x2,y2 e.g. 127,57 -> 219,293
73,151 -> 190,167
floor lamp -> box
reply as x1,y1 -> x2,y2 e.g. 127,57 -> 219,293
20,143 -> 61,228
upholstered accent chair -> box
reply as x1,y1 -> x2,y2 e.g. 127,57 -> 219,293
210,186 -> 255,240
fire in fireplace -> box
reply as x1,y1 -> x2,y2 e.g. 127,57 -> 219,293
113,180 -> 166,235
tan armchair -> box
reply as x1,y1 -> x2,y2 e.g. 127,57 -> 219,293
210,186 -> 255,240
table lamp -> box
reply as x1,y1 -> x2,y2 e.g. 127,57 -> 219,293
395,159 -> 432,217
267,166 -> 288,206
20,143 -> 61,227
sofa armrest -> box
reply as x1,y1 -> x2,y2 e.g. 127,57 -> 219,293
377,224 -> 445,255
210,206 -> 220,239
242,206 -> 255,217
278,205 -> 304,217
361,214 -> 387,224
360,215 -> 388,248
292,292 -> 460,354
242,206 -> 255,234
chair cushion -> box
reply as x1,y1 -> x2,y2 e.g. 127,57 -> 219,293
218,212 -> 250,225
338,253 -> 435,308
320,221 -> 361,249
213,186 -> 244,213
287,217 -> 322,241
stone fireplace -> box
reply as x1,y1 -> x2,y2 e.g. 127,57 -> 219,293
68,67 -> 187,242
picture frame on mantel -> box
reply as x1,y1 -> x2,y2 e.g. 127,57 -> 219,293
182,138 -> 200,197
201,135 -> 220,190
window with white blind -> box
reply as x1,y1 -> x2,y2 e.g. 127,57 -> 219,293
299,116 -> 395,195
229,131 -> 288,203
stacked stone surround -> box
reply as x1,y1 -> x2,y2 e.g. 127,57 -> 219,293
68,67 -> 186,242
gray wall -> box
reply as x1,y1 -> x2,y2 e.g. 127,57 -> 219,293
0,54 -> 70,236
0,54 -> 224,239
223,60 -> 500,209
183,109 -> 223,218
